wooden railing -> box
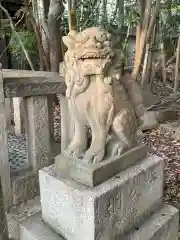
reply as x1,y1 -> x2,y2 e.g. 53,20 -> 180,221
1,68 -> 66,208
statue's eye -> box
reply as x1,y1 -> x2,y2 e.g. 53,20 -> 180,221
76,34 -> 89,44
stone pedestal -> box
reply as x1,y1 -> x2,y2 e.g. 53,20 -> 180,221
19,150 -> 179,240
39,155 -> 165,240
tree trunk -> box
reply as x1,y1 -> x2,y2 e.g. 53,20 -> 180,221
68,0 -> 77,31
24,0 -> 50,71
133,0 -> 152,80
99,0 -> 108,27
36,0 -> 50,60
133,0 -> 160,81
141,23 -> 156,87
174,35 -> 180,91
160,42 -> 166,85
48,0 -> 64,72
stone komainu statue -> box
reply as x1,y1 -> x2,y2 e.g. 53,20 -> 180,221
62,27 -> 145,164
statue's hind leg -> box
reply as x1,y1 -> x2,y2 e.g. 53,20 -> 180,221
111,109 -> 137,156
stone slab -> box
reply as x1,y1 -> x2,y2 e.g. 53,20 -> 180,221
0,69 -> 12,208
3,69 -> 66,98
7,196 -> 41,240
19,205 -> 178,240
24,96 -> 51,170
122,204 -> 179,240
19,212 -> 64,240
40,155 -> 164,240
0,177 -> 9,240
55,144 -> 148,187
12,170 -> 39,206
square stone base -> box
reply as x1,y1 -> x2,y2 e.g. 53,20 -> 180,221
39,155 -> 164,240
55,144 -> 148,187
19,205 -> 179,240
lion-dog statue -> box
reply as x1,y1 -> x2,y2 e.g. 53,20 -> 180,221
62,27 -> 145,164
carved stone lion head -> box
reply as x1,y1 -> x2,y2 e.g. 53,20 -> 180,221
62,27 -> 115,76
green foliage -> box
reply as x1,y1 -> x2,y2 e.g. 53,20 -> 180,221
8,30 -> 39,69
8,31 -> 36,55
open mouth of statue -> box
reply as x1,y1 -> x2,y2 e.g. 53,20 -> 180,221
76,51 -> 113,61
77,56 -> 107,61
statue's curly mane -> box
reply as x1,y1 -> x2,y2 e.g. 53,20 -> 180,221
63,27 -> 115,99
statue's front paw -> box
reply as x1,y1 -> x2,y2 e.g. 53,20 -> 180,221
83,149 -> 105,164
111,143 -> 127,156
64,147 -> 83,159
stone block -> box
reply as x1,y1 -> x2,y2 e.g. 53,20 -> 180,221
0,177 -> 9,240
3,69 -> 66,98
5,98 -> 14,132
24,96 -> 51,170
19,212 -> 63,240
13,97 -> 25,136
55,144 -> 148,187
157,111 -> 178,123
122,204 -> 179,240
40,155 -> 164,240
12,171 -> 39,205
58,94 -> 73,152
0,71 -> 12,208
7,196 -> 41,240
19,205 -> 179,240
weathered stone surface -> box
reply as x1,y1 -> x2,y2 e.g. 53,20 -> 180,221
19,212 -> 64,240
122,204 -> 179,240
139,111 -> 158,131
2,69 -> 61,79
13,97 -> 25,136
62,27 -> 145,164
40,155 -> 164,240
18,205 -> 179,240
7,196 -> 41,240
156,110 -> 178,123
24,96 -> 51,170
0,177 -> 9,240
0,70 -> 12,208
55,144 -> 148,187
58,94 -> 73,152
3,71 -> 66,98
12,171 -> 39,205
5,98 -> 14,132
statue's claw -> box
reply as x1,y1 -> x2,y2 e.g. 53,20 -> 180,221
83,149 -> 105,164
64,147 -> 83,159
111,143 -> 127,156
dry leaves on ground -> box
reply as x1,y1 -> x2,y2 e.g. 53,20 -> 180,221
143,127 -> 180,238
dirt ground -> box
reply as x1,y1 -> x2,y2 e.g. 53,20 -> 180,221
144,127 -> 180,238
